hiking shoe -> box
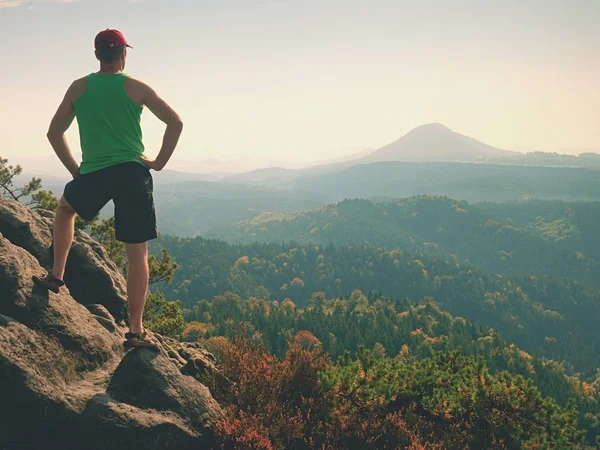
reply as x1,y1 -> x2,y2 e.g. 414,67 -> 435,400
32,273 -> 65,294
124,330 -> 161,351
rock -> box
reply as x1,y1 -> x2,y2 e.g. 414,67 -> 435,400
168,348 -> 189,366
86,304 -> 119,332
108,349 -> 223,435
57,230 -> 129,322
178,344 -> 233,399
78,394 -> 205,450
185,341 -> 218,362
36,208 -> 55,220
0,199 -> 53,266
0,199 -> 128,322
0,313 -> 15,326
0,199 -> 224,450
0,235 -> 120,366
91,314 -> 118,332
155,336 -> 231,399
86,303 -> 117,322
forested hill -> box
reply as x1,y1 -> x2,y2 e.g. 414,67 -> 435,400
181,290 -> 600,445
206,196 -> 600,285
155,235 -> 600,374
292,162 -> 600,203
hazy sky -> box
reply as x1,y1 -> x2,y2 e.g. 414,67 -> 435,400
1,0 -> 598,173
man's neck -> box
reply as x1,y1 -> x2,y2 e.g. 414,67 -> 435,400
98,63 -> 123,74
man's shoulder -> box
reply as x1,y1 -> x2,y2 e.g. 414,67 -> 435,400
125,76 -> 152,91
123,76 -> 152,105
67,76 -> 89,102
71,75 -> 89,88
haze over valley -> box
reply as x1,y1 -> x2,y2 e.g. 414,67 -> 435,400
13,123 -> 600,237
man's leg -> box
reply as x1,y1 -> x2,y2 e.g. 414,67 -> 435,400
115,163 -> 158,347
125,242 -> 149,334
52,196 -> 77,281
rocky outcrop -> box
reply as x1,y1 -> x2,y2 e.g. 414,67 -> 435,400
0,199 -> 224,450
0,200 -> 128,321
160,336 -> 233,399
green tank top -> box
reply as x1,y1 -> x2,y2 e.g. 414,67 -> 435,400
74,72 -> 145,175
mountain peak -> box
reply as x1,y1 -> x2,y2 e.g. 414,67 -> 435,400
362,123 -> 516,163
408,123 -> 452,134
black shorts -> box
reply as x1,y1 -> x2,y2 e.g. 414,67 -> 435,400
64,162 -> 157,244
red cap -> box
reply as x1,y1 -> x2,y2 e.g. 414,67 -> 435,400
94,29 -> 133,50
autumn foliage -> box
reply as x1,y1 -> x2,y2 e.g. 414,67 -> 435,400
209,331 -> 591,450
211,330 -> 326,449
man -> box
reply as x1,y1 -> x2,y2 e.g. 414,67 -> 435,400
34,29 -> 183,350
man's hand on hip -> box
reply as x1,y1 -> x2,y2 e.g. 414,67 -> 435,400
137,155 -> 164,171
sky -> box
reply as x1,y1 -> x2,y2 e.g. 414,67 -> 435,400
0,0 -> 599,174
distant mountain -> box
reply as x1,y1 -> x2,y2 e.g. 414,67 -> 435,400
580,152 -> 600,160
221,124 -> 525,186
559,148 -> 600,156
221,167 -> 297,184
294,161 -> 600,203
221,159 -> 365,185
220,124 -> 598,186
152,170 -> 220,184
361,123 -> 519,163
306,148 -> 374,166
499,151 -> 600,168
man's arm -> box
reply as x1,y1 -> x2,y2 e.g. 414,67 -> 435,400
47,82 -> 80,178
136,82 -> 183,171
